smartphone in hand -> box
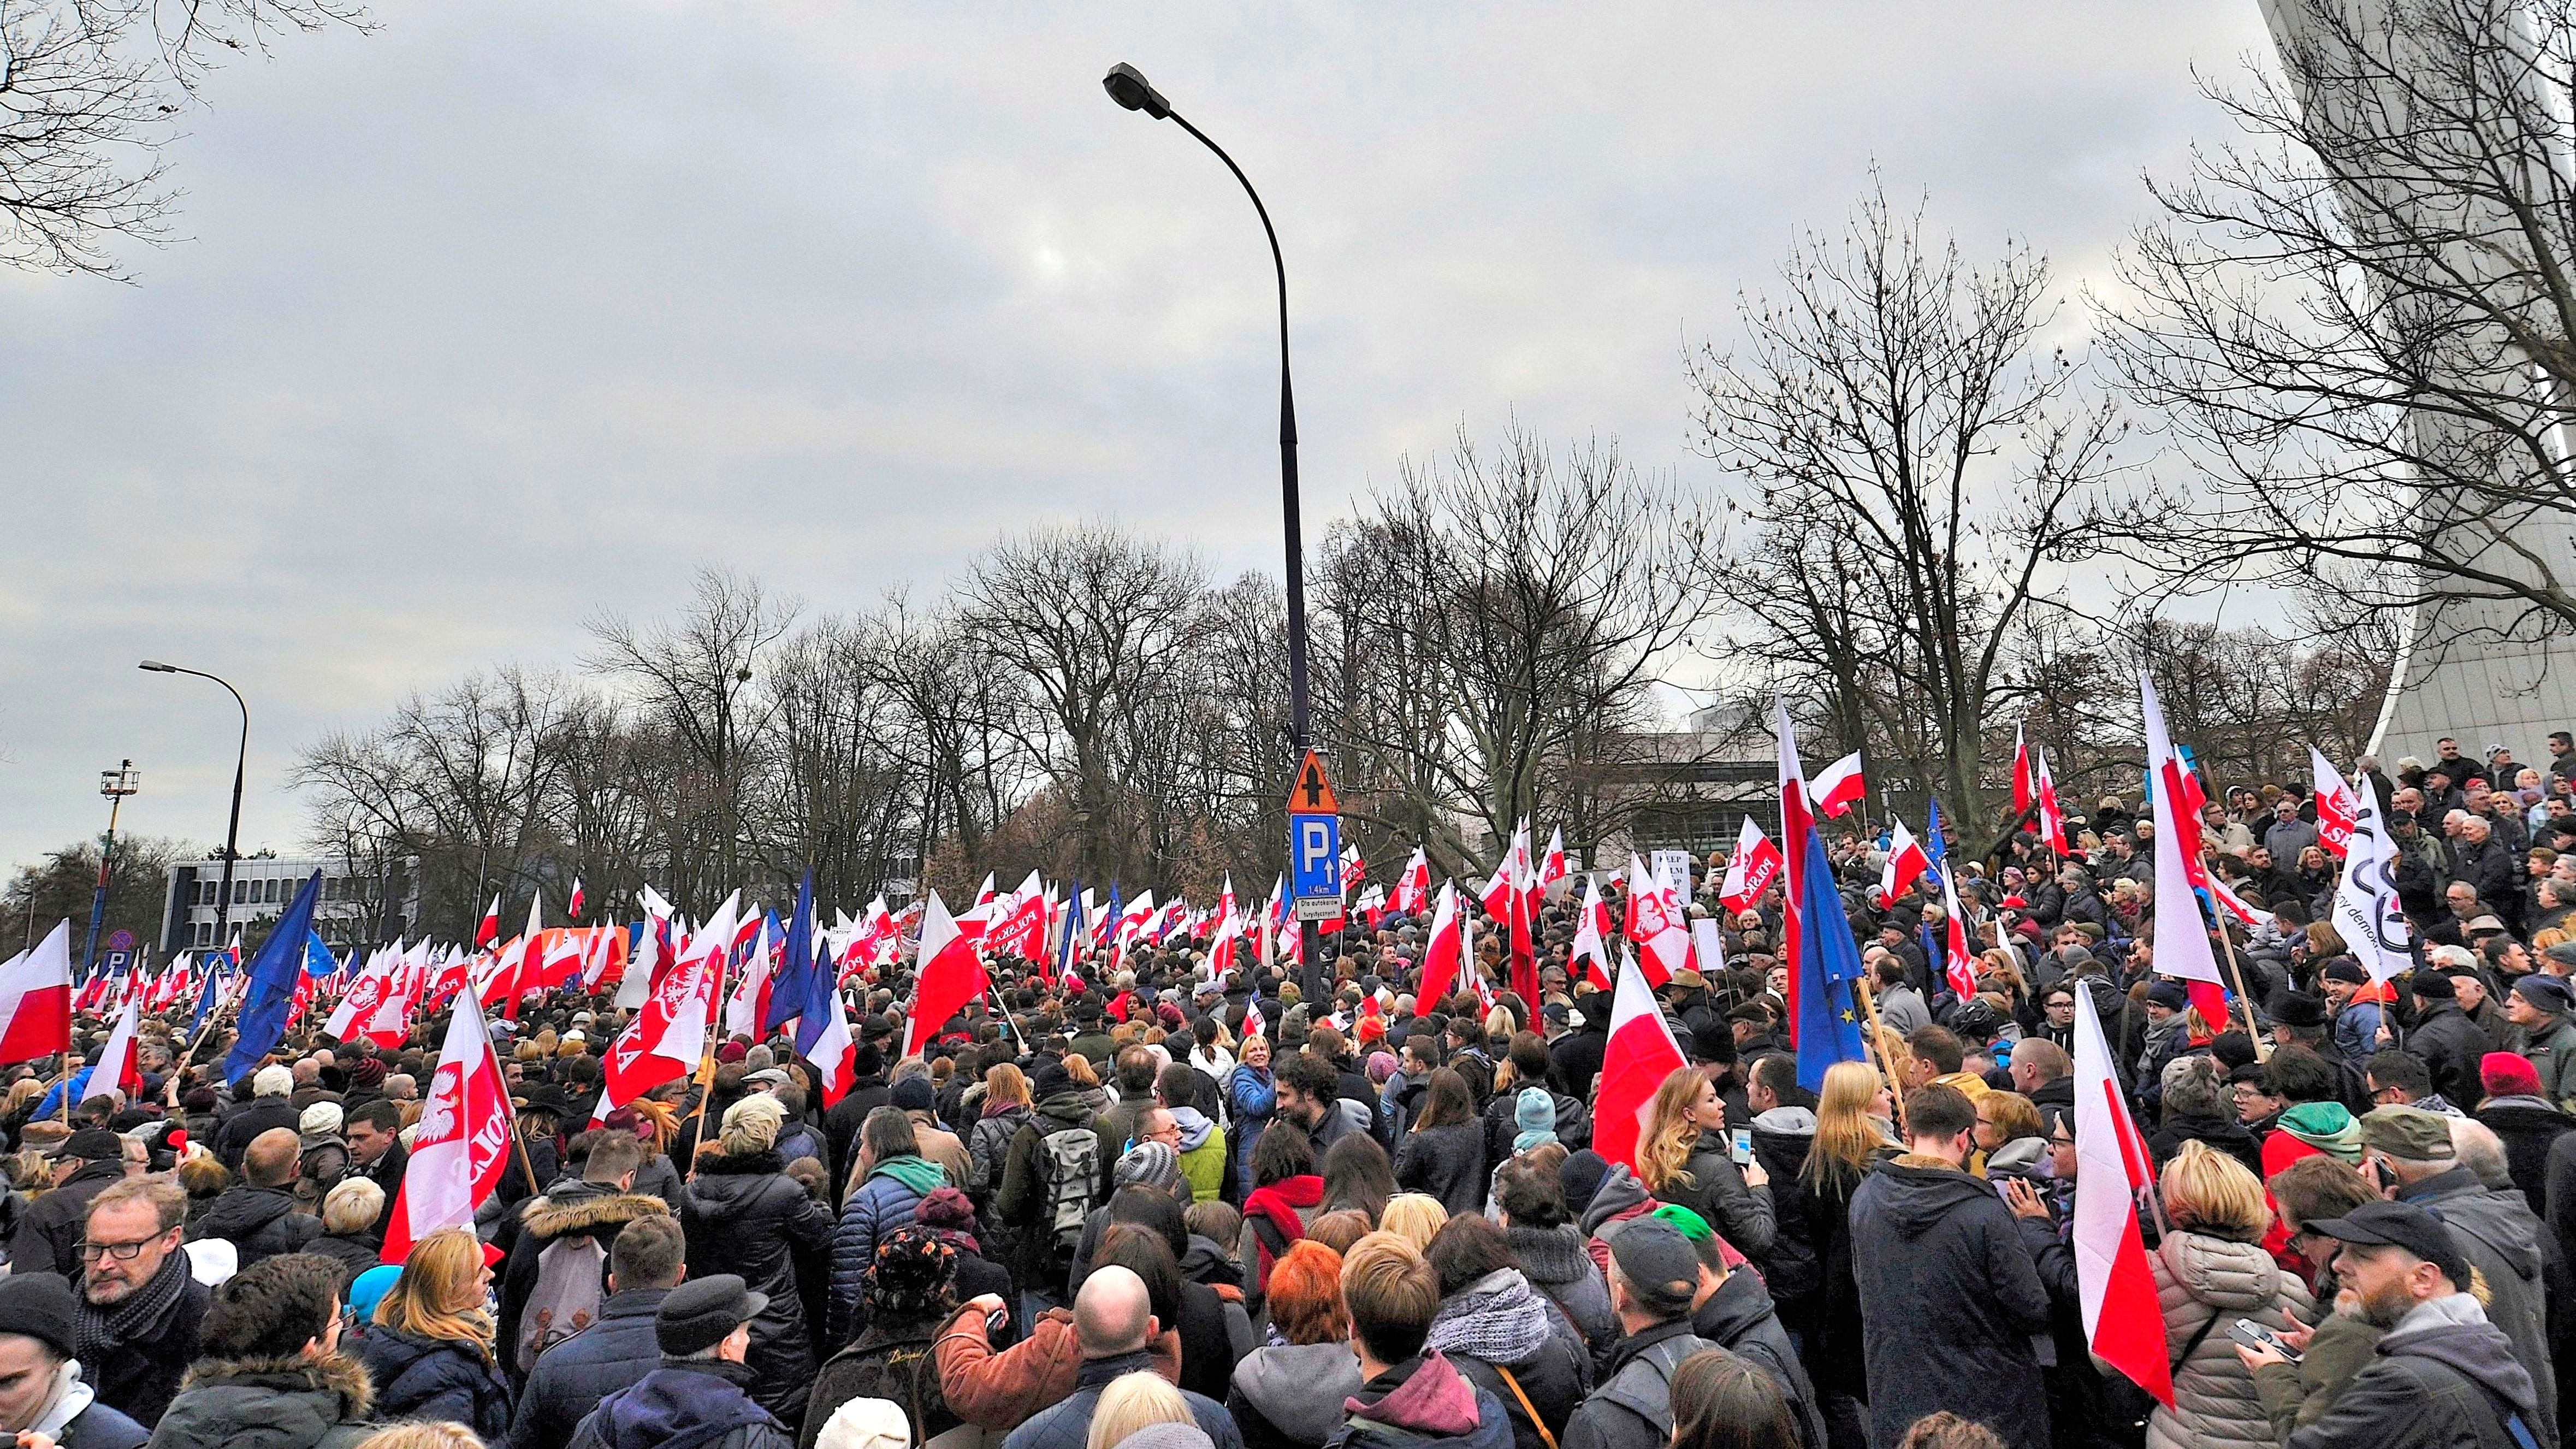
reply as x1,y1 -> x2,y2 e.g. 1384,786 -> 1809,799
2226,1318 -> 2300,1362
1730,1128 -> 1753,1166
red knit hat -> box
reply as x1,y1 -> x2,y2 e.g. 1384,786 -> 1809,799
2482,1051 -> 2543,1099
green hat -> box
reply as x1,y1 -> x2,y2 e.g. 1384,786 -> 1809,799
2277,1102 -> 2363,1164
1649,1203 -> 1713,1241
2359,1105 -> 2456,1164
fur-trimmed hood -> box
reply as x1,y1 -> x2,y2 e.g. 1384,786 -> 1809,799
520,1188 -> 673,1243
158,1352 -> 374,1449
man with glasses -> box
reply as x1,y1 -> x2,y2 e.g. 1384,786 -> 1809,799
73,1179 -> 206,1429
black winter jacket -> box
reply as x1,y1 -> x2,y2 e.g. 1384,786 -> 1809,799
86,1256 -> 209,1430
213,1096 -> 301,1170
1689,1268 -> 1824,1449
10,1157 -> 128,1278
185,1185 -> 321,1268
1479,1090 -> 1592,1169
1394,1121 -> 1488,1216
507,1287 -> 669,1449
1654,1128 -> 1776,1261
1847,1156 -> 2052,1449
496,1185 -> 672,1383
2411,1003 -> 2497,1111
680,1150 -> 837,1423
348,1324 -> 512,1439
144,1351 -> 374,1449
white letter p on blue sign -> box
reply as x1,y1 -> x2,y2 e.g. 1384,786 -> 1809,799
1299,818 -> 1333,873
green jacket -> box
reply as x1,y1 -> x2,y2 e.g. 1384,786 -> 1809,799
2252,1310 -> 2384,1444
2519,1016 -> 2576,1111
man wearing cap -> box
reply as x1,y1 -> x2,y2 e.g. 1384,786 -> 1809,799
566,1273 -> 793,1449
0,1272 -> 149,1449
2318,960 -> 2382,1069
1562,1216 -> 1721,1449
2359,1106 -> 2557,1440
1847,1084 -> 2051,1449
2504,973 -> 2576,1111
8,1131 -> 130,1279
2235,1200 -> 2543,1449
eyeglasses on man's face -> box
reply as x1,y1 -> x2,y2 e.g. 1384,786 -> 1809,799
77,1233 -> 166,1262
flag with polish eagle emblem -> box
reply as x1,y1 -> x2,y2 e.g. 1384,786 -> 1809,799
1718,819 -> 1783,916
382,998 -> 513,1264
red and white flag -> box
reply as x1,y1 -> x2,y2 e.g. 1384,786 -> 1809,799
2142,673 -> 2225,1021
382,999 -> 513,1264
904,890 -> 990,1058
595,895 -> 736,1122
1412,883 -> 1465,1015
2035,746 -> 2069,857
1591,950 -> 1689,1175
988,871 -> 1049,961
568,878 -> 587,920
1877,821 -> 1930,908
1569,876 -> 1615,992
1393,849 -> 1432,916
476,895 -> 501,949
1539,829 -> 1569,898
0,922 -> 73,1068
1938,868 -> 1979,1003
1718,819 -> 1784,916
2071,969 -> 2175,1408
1623,855 -> 1689,989
87,996 -> 145,1105
2308,746 -> 2357,857
1809,752 -> 1866,819
2012,724 -> 2034,815
1209,876 -> 1243,977
325,948 -> 405,1044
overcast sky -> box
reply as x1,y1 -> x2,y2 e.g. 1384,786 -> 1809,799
0,1 -> 2277,885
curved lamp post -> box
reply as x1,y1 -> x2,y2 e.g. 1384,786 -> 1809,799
139,661 -> 248,950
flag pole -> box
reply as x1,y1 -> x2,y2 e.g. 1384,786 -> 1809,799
1845,972 -> 1908,1138
481,1024 -> 545,1203
2210,916 -> 2269,1061
683,938 -> 735,1183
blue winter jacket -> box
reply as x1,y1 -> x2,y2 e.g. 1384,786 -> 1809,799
828,1153 -> 947,1342
1227,1064 -> 1275,1188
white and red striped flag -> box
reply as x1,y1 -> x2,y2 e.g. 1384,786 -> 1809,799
1622,855 -> 1689,989
2142,673 -> 2228,1024
903,890 -> 990,1058
1877,821 -> 1930,908
0,923 -> 74,1068
2308,746 -> 2357,857
1569,875 -> 1615,992
382,998 -> 512,1264
1718,819 -> 1784,916
1591,949 -> 1689,1175
2071,969 -> 2175,1409
1809,751 -> 1866,819
595,894 -> 736,1122
87,996 -> 145,1104
476,895 -> 501,949
1411,883 -> 1465,1015
568,878 -> 587,920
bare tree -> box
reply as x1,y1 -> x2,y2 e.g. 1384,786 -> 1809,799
2100,0 -> 2576,659
2,0 -> 369,276
1689,178 -> 2133,841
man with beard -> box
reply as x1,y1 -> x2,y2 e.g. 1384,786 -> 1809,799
73,1180 -> 208,1428
2235,1200 -> 2542,1449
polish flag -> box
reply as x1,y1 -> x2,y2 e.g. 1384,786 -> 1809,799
1591,950 -> 1690,1175
382,1000 -> 513,1265
1718,819 -> 1784,916
959,874 -> 999,947
1242,998 -> 1265,1041
2208,874 -> 2265,930
1938,868 -> 1980,1003
1622,855 -> 1689,989
848,896 -> 896,974
1569,876 -> 1615,992
2012,725 -> 2034,815
990,872 -> 1048,960
1876,821 -> 1930,908
2034,747 -> 2069,857
1340,845 -> 1366,895
476,895 -> 501,949
355,941 -> 427,1051
0,923 -> 74,1068
568,878 -> 586,920
904,890 -> 990,1058
1539,827 -> 1569,897
1505,819 -> 1541,1011
2141,673 -> 2226,1017
87,996 -> 145,1105
325,948 -> 405,1043
2309,747 -> 2358,857
724,913 -> 776,1042
1809,752 -> 1866,819
596,895 -> 736,1122
1393,849 -> 1432,915
1412,883 -> 1465,1015
2070,968 -> 2176,1408
1209,877 -> 1243,977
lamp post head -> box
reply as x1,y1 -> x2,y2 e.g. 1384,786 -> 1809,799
138,660 -> 175,672
1103,63 -> 1171,120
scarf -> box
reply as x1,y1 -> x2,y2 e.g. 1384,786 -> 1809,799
76,1250 -> 190,1368
1424,1269 -> 1553,1364
1243,1174 -> 1325,1283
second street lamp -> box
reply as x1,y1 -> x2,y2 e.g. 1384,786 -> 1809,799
139,661 -> 249,950
1103,61 -> 1325,1003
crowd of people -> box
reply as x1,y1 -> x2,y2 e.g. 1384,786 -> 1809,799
7,731 -> 2576,1449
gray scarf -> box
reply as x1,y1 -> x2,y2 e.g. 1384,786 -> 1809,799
76,1250 -> 190,1368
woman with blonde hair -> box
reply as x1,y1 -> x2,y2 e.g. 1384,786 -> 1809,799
2146,1140 -> 2315,1449
1086,1370 -> 1198,1449
1775,1061 -> 1899,1446
1636,1066 -> 1774,1257
352,1227 -> 511,1439
1377,1192 -> 1448,1253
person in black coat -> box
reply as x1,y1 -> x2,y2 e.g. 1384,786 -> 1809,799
506,1213 -> 683,1449
350,1230 -> 513,1441
2407,973 -> 2496,1109
0,1271 -> 150,1449
2147,1055 -> 2266,1179
1551,996 -> 1609,1103
69,1178 -> 208,1430
213,1073 -> 301,1172
1846,1085 -> 2052,1449
1391,1069 -> 1488,1216
680,1096 -> 837,1429
8,1135 -> 128,1278
186,1129 -> 323,1270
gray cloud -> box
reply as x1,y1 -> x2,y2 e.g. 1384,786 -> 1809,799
0,0 -> 2272,877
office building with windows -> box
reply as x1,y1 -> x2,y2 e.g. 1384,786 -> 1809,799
158,855 -> 420,953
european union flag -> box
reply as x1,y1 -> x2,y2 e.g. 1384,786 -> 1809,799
1926,799 -> 1948,865
1792,824 -> 1868,1091
1056,879 -> 1085,983
224,872 -> 322,1084
768,870 -> 816,1038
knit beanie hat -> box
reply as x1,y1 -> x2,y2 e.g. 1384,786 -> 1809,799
1115,1141 -> 1184,1196
865,1225 -> 958,1316
2277,1101 -> 2364,1163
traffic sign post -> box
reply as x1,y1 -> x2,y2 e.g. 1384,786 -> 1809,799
1287,750 -> 1340,1000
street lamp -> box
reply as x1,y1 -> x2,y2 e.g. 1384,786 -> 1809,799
138,661 -> 248,951
1103,61 -> 1325,1001
81,760 -> 140,977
